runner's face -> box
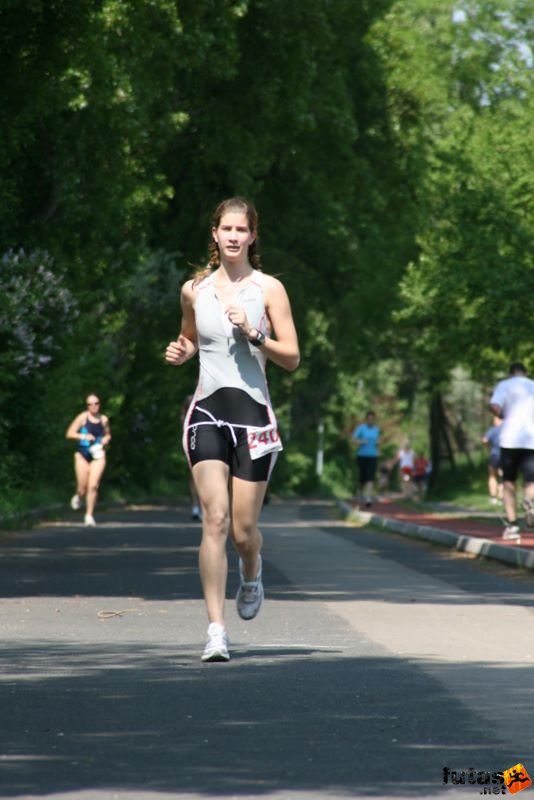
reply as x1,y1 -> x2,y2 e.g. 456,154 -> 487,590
212,211 -> 255,264
86,396 -> 100,412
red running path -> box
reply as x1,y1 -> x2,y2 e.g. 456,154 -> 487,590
352,495 -> 534,551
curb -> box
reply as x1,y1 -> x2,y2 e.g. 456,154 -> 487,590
339,501 -> 534,572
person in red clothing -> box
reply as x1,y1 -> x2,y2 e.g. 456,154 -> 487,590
412,454 -> 431,499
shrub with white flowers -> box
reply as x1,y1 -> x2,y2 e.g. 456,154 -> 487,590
0,249 -> 78,377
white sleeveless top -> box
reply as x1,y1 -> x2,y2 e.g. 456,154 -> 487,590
193,270 -> 271,406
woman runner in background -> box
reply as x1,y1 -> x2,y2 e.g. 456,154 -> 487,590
66,393 -> 111,526
165,197 -> 299,662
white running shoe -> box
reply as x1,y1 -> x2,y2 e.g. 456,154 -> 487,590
84,514 -> 96,527
236,555 -> 264,620
502,524 -> 521,541
201,623 -> 230,662
191,506 -> 202,521
70,494 -> 81,510
523,500 -> 534,529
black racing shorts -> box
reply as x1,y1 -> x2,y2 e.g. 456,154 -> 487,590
184,388 -> 278,482
357,456 -> 378,485
499,448 -> 534,483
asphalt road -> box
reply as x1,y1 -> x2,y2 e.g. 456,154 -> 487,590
1,499 -> 533,800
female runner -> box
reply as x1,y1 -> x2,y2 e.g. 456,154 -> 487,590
65,393 -> 111,526
165,197 -> 299,661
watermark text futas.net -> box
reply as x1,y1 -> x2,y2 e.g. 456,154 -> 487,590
443,765 -> 532,795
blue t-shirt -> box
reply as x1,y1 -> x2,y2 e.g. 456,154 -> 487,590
484,425 -> 501,460
352,424 -> 380,457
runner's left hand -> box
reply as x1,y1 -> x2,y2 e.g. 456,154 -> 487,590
226,305 -> 252,337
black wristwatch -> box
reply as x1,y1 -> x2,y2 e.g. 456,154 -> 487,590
249,329 -> 266,347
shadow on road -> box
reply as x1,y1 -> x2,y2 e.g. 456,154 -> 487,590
0,640 -> 522,798
2,502 -> 534,611
0,502 -> 530,797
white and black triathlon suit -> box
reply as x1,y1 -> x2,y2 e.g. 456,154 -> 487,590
183,270 -> 282,482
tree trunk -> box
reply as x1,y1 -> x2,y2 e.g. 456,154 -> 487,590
428,389 -> 456,488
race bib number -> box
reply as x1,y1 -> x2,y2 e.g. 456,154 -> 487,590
247,426 -> 283,460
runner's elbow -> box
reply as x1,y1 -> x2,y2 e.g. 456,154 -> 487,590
285,351 -> 300,372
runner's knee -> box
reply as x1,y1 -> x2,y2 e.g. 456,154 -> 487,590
203,507 -> 230,537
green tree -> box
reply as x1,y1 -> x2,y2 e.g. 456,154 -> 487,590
0,249 -> 78,497
0,0 -> 185,266
366,0 -> 534,479
0,0 -> 435,502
